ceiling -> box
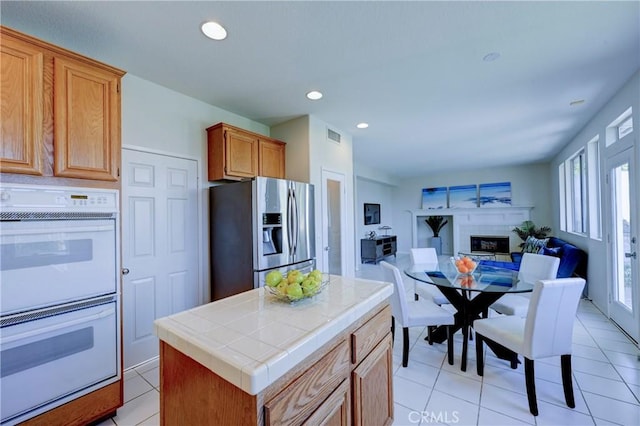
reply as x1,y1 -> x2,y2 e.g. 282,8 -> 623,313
2,1 -> 639,178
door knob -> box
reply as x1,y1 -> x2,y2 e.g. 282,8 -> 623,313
625,252 -> 637,259
324,246 -> 330,251
122,268 -> 130,275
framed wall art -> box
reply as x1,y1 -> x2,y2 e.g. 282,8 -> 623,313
421,187 -> 447,209
448,185 -> 477,208
479,182 -> 512,207
364,203 -> 381,225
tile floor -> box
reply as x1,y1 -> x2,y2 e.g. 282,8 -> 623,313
99,255 -> 640,425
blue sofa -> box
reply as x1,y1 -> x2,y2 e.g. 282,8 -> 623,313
480,237 -> 588,279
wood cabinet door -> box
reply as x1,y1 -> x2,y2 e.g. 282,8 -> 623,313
352,334 -> 393,426
259,139 -> 285,178
302,379 -> 350,426
0,36 -> 43,175
53,56 -> 120,181
224,128 -> 258,178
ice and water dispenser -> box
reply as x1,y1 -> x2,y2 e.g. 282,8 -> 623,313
262,213 -> 282,255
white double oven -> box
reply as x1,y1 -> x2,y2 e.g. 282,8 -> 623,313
0,184 -> 121,425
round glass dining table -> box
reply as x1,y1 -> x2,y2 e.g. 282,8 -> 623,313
405,261 -> 533,372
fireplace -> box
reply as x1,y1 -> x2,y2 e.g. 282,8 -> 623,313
470,235 -> 510,254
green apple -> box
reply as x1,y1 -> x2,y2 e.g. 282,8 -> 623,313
276,280 -> 289,295
310,269 -> 323,280
287,270 -> 304,284
301,279 -> 318,296
286,283 -> 304,300
265,271 -> 283,287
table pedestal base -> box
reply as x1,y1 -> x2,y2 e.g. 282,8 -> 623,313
427,287 -> 519,371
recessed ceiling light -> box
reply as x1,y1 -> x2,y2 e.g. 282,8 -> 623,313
570,99 -> 585,106
201,21 -> 227,40
306,90 -> 323,100
356,123 -> 369,129
482,52 -> 501,62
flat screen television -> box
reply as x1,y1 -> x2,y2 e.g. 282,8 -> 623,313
364,203 -> 381,225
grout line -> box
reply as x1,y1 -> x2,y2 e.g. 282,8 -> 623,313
576,310 -> 640,405
135,412 -> 159,426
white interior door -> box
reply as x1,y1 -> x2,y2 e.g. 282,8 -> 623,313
122,149 -> 199,368
606,147 -> 638,341
321,170 -> 346,275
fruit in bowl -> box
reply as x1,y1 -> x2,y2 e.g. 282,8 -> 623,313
265,269 -> 328,302
451,256 -> 477,275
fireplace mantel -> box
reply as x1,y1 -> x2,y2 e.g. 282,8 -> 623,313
409,206 -> 533,255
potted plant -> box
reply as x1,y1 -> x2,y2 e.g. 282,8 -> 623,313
425,216 -> 448,255
512,220 -> 551,248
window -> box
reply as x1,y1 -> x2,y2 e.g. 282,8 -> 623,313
559,163 -> 567,231
618,116 -> 633,139
559,137 -> 602,239
587,136 -> 601,239
569,149 -> 587,234
606,107 -> 633,147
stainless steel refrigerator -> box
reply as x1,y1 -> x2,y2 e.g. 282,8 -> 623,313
209,177 -> 315,300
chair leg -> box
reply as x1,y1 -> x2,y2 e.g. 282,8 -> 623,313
475,332 -> 484,376
391,316 -> 395,344
461,322 -> 469,372
510,355 -> 519,369
524,358 -> 538,416
402,327 -> 410,367
446,326 -> 454,365
427,326 -> 434,345
561,354 -> 576,408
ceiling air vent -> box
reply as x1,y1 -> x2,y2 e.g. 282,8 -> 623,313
327,128 -> 341,143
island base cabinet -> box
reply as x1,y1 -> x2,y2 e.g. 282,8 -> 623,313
352,334 -> 394,426
158,302 -> 393,426
160,341 -> 260,426
264,341 -> 350,426
302,379 -> 350,426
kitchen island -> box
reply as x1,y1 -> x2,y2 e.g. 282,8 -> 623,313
154,275 -> 394,425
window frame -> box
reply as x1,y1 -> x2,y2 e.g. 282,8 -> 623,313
606,107 -> 633,147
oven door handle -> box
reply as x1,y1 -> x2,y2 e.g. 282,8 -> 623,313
0,224 -> 114,236
1,308 -> 115,345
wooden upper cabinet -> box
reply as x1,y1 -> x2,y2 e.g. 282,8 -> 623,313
0,35 -> 44,175
0,26 -> 125,184
224,126 -> 259,179
259,139 -> 286,179
53,57 -> 120,181
207,122 -> 285,181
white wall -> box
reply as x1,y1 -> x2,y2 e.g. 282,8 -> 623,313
121,74 -> 271,303
355,177 -> 396,266
272,116 -> 311,184
550,70 -> 640,312
271,115 -> 357,277
354,162 -> 398,187
388,163 -> 552,255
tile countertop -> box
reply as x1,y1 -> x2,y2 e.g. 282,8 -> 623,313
154,275 -> 393,396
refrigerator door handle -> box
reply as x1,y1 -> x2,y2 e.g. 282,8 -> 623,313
292,187 -> 299,256
287,187 -> 294,255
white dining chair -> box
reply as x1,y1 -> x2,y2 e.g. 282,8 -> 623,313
489,253 -> 560,317
474,277 -> 585,416
409,247 -> 449,305
380,261 -> 455,367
